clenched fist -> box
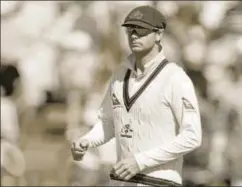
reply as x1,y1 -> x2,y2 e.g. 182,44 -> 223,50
110,156 -> 141,180
71,138 -> 89,161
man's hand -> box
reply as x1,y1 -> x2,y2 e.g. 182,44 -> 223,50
111,156 -> 141,180
71,138 -> 89,161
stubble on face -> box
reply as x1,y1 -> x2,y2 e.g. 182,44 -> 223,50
128,33 -> 157,55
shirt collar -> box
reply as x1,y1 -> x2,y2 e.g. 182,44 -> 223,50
122,49 -> 166,74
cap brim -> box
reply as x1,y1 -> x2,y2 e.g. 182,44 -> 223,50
122,20 -> 155,30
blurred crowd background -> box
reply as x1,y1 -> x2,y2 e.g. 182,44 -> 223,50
1,1 -> 242,186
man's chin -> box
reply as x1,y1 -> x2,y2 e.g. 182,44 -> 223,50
131,47 -> 143,52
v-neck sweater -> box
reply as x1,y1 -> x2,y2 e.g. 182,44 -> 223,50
81,50 -> 202,185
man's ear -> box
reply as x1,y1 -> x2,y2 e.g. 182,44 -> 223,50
155,29 -> 164,43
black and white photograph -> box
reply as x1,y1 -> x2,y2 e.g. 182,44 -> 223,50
1,1 -> 242,186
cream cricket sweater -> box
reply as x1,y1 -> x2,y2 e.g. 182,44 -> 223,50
82,50 -> 202,184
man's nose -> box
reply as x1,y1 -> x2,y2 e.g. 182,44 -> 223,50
130,31 -> 138,39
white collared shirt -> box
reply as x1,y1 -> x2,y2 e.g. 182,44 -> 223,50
125,50 -> 166,97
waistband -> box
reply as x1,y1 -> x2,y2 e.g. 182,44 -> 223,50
110,173 -> 181,186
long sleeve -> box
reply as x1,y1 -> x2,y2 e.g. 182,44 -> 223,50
81,83 -> 115,148
134,73 -> 202,171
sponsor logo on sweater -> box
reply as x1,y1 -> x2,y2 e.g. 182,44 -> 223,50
182,97 -> 195,110
112,93 -> 122,108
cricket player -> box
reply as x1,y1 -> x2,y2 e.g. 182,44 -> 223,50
71,5 -> 202,186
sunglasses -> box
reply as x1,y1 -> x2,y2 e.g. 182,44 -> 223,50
125,26 -> 158,37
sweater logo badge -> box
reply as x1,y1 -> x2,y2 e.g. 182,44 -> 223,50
112,93 -> 122,108
182,97 -> 195,110
120,124 -> 133,138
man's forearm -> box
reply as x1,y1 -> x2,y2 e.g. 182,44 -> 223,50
81,119 -> 115,148
134,123 -> 201,171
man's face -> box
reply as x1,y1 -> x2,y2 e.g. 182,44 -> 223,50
125,25 -> 159,53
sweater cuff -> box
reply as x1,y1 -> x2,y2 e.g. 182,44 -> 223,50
134,153 -> 147,171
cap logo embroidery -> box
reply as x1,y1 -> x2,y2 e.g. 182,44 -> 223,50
129,10 -> 144,20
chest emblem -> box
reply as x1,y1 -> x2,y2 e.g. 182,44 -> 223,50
120,124 -> 133,138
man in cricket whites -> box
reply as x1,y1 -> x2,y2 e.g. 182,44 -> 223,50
71,5 -> 202,186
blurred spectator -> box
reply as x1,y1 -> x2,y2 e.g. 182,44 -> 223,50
1,63 -> 25,185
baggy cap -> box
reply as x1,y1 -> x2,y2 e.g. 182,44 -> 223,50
122,5 -> 166,30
